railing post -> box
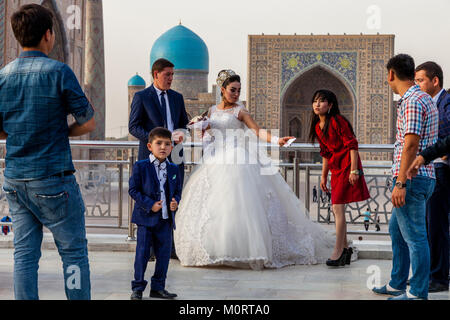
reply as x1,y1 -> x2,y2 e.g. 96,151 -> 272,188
305,165 -> 310,218
293,152 -> 300,198
127,149 -> 136,241
118,163 -> 123,228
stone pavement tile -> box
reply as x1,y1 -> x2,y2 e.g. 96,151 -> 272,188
0,249 -> 448,300
234,279 -> 306,291
187,279 -> 238,289
0,289 -> 14,300
172,285 -> 278,300
428,292 -> 450,300
105,293 -> 134,300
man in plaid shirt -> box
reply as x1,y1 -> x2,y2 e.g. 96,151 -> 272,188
372,54 -> 438,300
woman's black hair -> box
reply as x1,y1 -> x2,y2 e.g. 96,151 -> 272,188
221,75 -> 241,96
308,89 -> 355,143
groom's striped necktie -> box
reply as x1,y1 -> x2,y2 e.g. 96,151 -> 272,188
159,91 -> 168,128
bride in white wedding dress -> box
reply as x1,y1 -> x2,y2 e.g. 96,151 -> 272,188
174,70 -> 335,270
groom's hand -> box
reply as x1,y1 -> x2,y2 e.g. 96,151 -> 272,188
170,198 -> 178,211
172,131 -> 184,144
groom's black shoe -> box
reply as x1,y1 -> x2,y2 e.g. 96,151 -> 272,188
150,289 -> 177,299
130,290 -> 143,300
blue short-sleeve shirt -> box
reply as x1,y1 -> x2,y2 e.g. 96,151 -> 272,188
0,51 -> 95,180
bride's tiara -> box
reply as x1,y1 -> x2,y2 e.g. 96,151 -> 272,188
216,69 -> 236,88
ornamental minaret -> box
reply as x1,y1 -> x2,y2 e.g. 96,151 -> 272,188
84,0 -> 106,143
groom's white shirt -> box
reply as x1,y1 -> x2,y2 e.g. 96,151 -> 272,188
153,85 -> 174,132
149,153 -> 168,219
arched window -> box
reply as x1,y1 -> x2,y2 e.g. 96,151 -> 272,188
289,117 -> 302,140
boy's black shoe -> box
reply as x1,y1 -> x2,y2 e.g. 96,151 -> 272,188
150,289 -> 177,299
130,291 -> 143,300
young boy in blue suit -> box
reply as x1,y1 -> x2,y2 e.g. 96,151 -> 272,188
129,127 -> 182,300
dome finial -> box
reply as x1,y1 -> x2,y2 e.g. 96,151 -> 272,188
179,19 -> 182,25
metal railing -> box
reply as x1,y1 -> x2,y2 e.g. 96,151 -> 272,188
0,140 -> 395,239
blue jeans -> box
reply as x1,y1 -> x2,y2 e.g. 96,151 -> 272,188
389,176 -> 435,299
3,174 -> 91,300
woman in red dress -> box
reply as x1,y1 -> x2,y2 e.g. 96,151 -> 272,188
309,89 -> 370,267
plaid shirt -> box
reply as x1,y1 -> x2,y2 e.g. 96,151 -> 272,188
392,85 -> 438,178
0,51 -> 94,180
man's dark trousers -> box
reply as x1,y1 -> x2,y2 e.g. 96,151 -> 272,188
426,164 -> 450,287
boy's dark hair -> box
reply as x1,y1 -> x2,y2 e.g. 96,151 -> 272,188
386,54 -> 415,81
151,58 -> 174,79
11,4 -> 54,48
415,61 -> 444,88
148,127 -> 172,143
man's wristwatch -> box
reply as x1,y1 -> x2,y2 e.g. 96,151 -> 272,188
395,181 -> 407,189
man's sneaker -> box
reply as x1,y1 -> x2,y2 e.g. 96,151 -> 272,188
388,292 -> 426,300
372,285 -> 405,296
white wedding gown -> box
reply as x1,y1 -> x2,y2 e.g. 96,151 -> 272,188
174,104 -> 335,270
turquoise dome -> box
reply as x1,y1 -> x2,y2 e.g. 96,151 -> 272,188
128,74 -> 146,86
150,24 -> 209,72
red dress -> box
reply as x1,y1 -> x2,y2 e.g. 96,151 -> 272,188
315,115 -> 370,205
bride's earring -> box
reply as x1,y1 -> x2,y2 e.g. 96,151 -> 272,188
327,108 -> 331,114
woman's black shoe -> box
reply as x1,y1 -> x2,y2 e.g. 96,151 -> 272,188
326,249 -> 347,267
345,247 -> 353,265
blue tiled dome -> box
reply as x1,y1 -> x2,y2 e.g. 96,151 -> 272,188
128,73 -> 146,86
150,24 -> 209,72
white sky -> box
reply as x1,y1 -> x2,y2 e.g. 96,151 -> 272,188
103,0 -> 450,138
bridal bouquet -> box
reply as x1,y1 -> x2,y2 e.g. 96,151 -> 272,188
187,111 -> 209,131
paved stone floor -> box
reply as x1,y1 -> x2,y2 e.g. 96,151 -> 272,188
0,248 -> 448,300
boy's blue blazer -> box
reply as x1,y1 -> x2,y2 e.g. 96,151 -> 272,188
129,158 -> 182,229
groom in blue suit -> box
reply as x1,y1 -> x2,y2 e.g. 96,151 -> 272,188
129,127 -> 182,300
129,58 -> 189,184
129,58 -> 189,259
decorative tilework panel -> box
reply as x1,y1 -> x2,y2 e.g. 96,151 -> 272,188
0,0 -> 5,68
281,51 -> 357,92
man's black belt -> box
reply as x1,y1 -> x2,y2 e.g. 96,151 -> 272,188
51,170 -> 74,178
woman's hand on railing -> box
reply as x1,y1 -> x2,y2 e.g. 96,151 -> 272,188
320,176 -> 329,193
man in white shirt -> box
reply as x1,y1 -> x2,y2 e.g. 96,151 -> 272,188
415,61 -> 450,293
